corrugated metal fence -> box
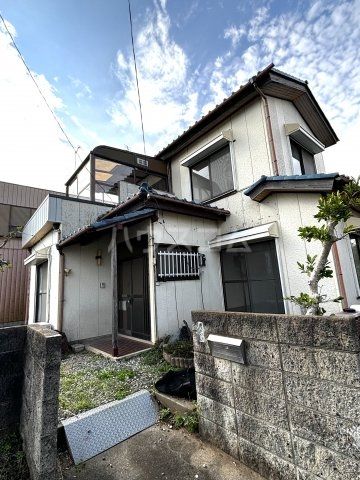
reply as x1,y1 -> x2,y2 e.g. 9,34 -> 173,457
0,239 -> 29,324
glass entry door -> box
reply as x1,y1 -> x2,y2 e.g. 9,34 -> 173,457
118,256 -> 150,340
35,261 -> 48,322
220,239 -> 284,314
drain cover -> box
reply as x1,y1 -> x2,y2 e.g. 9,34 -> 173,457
62,390 -> 158,464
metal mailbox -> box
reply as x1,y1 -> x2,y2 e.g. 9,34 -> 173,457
207,334 -> 246,364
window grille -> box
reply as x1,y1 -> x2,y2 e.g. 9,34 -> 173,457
157,248 -> 205,281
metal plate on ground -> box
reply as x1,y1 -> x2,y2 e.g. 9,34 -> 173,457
62,390 -> 158,464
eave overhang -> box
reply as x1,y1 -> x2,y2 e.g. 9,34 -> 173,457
244,173 -> 349,202
155,65 -> 338,161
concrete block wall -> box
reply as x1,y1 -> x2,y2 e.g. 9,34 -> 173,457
0,324 -> 61,480
0,325 -> 26,435
192,311 -> 360,480
20,325 -> 62,480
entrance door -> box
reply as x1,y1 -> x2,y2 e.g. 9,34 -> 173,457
220,239 -> 284,314
35,261 -> 48,322
118,256 -> 150,340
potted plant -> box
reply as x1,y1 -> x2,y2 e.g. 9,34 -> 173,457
163,340 -> 194,368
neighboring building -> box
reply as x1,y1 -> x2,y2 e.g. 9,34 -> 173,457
0,181 -> 57,326
23,65 -> 360,351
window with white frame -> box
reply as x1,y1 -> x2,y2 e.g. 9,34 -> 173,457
190,145 -> 234,202
156,244 -> 205,281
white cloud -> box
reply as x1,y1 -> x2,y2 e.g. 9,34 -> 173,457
69,76 -> 93,99
108,0 -> 199,154
224,25 -> 246,47
0,20 -> 83,190
205,0 -> 360,177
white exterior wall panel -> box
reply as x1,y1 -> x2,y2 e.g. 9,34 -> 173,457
267,97 -> 326,175
62,235 -> 112,342
152,212 -> 223,337
276,193 -> 340,314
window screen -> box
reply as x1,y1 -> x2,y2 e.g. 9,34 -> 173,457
191,145 -> 234,202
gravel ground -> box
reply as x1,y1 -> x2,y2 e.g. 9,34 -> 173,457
59,351 -> 165,421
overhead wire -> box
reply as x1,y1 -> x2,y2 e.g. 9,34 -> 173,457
128,0 -> 146,156
0,12 -> 115,204
0,12 -> 77,151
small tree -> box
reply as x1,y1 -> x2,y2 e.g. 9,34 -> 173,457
287,178 -> 360,315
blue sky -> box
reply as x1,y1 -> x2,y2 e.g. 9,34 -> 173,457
0,0 -> 359,190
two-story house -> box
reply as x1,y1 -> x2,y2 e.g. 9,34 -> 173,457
22,65 -> 360,356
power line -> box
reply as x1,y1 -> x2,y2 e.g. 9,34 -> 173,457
0,12 -> 77,151
0,13 -> 116,204
128,0 -> 146,156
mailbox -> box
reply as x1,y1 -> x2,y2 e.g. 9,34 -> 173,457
207,334 -> 246,364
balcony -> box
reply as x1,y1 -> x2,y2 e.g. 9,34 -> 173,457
65,145 -> 169,204
22,194 -> 110,248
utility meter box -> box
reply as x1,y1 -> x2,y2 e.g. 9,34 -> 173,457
207,334 -> 245,364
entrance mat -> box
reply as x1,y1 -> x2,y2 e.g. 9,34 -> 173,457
62,390 -> 158,464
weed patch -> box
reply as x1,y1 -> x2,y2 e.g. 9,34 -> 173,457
59,366 -> 133,416
159,405 -> 199,433
0,432 -> 29,480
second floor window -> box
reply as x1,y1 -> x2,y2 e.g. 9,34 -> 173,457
191,145 -> 234,202
290,140 -> 317,175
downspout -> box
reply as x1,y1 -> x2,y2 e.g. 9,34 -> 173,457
332,242 -> 348,309
57,249 -> 65,332
166,160 -> 173,194
148,219 -> 157,343
56,226 -> 65,332
250,79 -> 279,176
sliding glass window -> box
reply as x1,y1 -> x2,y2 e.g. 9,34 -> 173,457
191,145 -> 234,203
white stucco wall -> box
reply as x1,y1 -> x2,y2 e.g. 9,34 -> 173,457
275,193 -> 340,314
62,233 -> 112,342
267,97 -> 326,174
26,198 -> 110,340
152,212 -> 223,338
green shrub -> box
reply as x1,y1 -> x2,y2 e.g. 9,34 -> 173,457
163,340 -> 193,358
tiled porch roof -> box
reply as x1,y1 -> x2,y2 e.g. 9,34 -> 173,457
244,173 -> 350,202
58,208 -> 157,248
99,185 -> 230,222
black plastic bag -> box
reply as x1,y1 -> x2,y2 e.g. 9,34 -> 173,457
155,368 -> 196,400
